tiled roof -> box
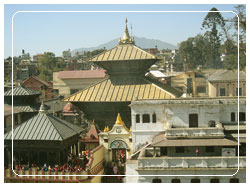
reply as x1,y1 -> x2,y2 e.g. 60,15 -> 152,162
63,77 -> 180,102
208,70 -> 246,82
23,76 -> 50,87
4,112 -> 84,141
89,44 -> 157,62
4,85 -> 41,96
57,70 -> 106,79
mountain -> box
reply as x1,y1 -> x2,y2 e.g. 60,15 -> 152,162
72,36 -> 177,55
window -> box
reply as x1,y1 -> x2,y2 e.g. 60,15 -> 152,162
220,88 -> 226,96
236,88 -> 242,96
152,113 -> 156,123
142,114 -> 150,123
210,178 -> 220,183
176,147 -> 184,153
206,146 -> 215,153
230,178 -> 239,183
171,179 -> 181,183
191,179 -> 200,183
152,179 -> 162,183
231,112 -> 235,122
187,78 -> 192,94
160,147 -> 168,156
239,112 -> 246,121
136,114 -> 140,123
189,114 -> 198,128
197,86 -> 206,93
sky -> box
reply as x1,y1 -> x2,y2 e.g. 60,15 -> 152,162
4,4 -> 240,58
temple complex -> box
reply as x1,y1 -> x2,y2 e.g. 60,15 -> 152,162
63,19 -> 182,128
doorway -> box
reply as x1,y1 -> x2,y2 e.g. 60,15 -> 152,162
189,114 -> 198,128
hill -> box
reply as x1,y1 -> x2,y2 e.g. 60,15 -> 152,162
72,36 -> 177,55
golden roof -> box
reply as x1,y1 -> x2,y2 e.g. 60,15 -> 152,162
63,77 -> 179,102
89,44 -> 157,62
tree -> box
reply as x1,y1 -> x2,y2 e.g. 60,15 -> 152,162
177,34 -> 208,70
38,52 -> 61,81
223,5 -> 246,70
202,7 -> 226,69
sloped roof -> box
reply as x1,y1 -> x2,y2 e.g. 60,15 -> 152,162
4,104 -> 23,116
63,77 -> 181,102
82,121 -> 99,143
14,105 -> 38,112
4,112 -> 84,141
89,44 -> 157,62
23,76 -> 50,87
4,85 -> 41,96
208,70 -> 246,82
151,133 -> 239,147
57,70 -> 106,79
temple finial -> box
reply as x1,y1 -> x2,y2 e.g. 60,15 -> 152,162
119,18 -> 135,45
115,113 -> 124,125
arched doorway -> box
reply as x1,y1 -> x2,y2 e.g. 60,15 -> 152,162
110,140 -> 127,175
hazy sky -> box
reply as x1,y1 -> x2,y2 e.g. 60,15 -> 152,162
4,4 -> 239,58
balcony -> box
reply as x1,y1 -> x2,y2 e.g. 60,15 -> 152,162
138,156 -> 246,169
165,126 -> 224,139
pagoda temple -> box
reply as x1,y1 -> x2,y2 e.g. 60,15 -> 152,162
64,19 -> 182,128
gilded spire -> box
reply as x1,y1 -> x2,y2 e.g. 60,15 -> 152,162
115,113 -> 124,125
119,18 -> 135,45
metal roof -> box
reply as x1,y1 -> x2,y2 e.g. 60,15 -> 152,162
4,85 -> 41,96
4,112 -> 84,141
14,105 -> 38,112
89,44 -> 157,62
63,77 -> 180,102
4,104 -> 23,116
151,133 -> 239,147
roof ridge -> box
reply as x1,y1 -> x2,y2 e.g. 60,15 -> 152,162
45,114 -> 66,140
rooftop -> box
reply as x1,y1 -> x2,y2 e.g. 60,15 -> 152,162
57,70 -> 106,79
4,108 -> 84,141
63,76 -> 181,102
4,85 -> 41,96
208,70 -> 246,82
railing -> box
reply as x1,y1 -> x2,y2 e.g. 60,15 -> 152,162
165,127 -> 224,139
4,168 -> 89,182
138,156 -> 246,169
4,145 -> 105,182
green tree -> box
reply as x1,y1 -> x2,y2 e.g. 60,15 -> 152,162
38,52 -> 61,81
177,34 -> 208,70
202,7 -> 226,69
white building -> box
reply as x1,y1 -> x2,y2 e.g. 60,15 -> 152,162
125,97 -> 246,183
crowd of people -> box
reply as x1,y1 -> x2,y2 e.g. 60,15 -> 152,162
13,151 -> 90,173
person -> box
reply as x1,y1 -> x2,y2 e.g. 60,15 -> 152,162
113,164 -> 118,175
196,148 -> 199,156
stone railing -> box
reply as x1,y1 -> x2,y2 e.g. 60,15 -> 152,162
138,156 -> 246,169
165,127 -> 224,139
4,168 -> 89,182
